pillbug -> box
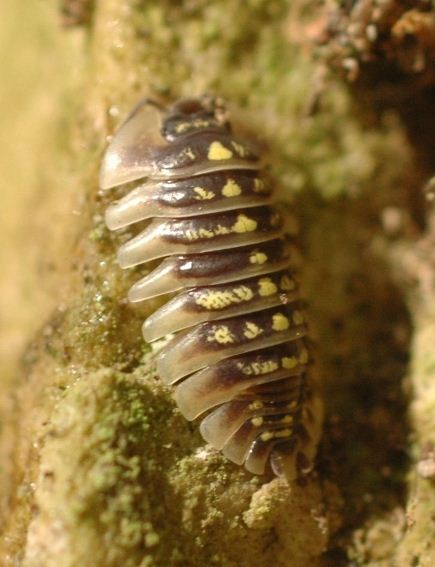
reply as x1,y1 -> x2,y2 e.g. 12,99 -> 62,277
100,96 -> 322,479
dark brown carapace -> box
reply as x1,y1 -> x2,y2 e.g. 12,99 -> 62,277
100,96 -> 322,480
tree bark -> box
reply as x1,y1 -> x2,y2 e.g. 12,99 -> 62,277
1,0 -> 434,565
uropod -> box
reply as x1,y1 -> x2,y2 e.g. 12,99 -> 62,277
100,96 -> 323,480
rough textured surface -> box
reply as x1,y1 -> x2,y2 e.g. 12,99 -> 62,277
1,0 -> 434,565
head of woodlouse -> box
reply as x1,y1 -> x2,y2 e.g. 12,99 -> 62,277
100,95 -> 260,190
161,96 -> 231,142
100,95 -> 323,482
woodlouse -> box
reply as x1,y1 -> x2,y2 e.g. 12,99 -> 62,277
100,96 -> 322,479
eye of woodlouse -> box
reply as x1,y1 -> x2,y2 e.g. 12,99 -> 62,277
100,95 -> 323,480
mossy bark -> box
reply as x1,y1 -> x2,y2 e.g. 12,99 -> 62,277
1,0 -> 435,565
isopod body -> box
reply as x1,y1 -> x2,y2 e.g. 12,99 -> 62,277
100,96 -> 322,479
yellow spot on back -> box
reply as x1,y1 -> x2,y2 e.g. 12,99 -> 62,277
257,360 -> 278,374
274,428 -> 292,439
249,251 -> 268,265
175,121 -> 191,133
243,321 -> 263,340
253,178 -> 267,193
282,356 -> 298,369
208,141 -> 233,160
249,400 -> 264,410
272,313 -> 290,331
260,431 -> 274,442
184,223 -> 232,241
185,229 -> 199,241
214,225 -> 231,236
207,325 -> 235,344
183,147 -> 195,160
233,286 -> 254,301
231,141 -> 248,157
258,277 -> 278,297
251,417 -> 264,427
222,179 -> 242,197
198,228 -> 215,238
193,187 -> 215,200
176,118 -> 212,133
233,214 -> 258,233
239,360 -> 278,375
196,286 -> 254,309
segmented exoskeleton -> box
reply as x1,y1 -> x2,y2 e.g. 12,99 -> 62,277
100,96 -> 322,479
